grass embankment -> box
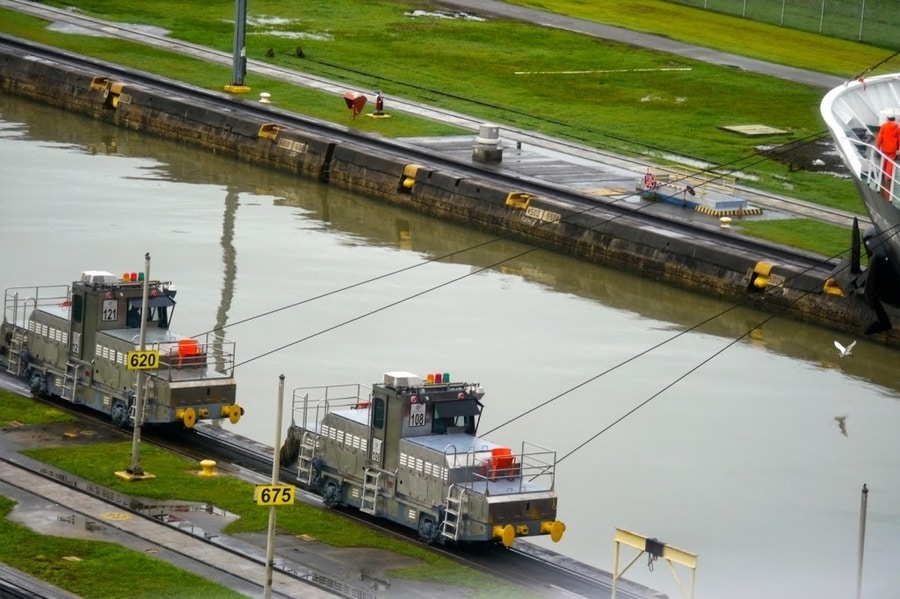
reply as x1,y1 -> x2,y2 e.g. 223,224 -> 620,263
0,391 -> 242,598
1,1 -> 890,253
0,389 -> 77,426
0,388 -> 521,599
0,494 -> 245,599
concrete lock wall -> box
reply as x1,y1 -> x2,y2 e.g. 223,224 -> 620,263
1,47 -> 895,343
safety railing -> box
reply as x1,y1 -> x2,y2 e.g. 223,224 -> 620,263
443,440 -> 557,496
3,285 -> 71,330
290,383 -> 372,431
146,332 -> 235,382
643,164 -> 737,197
856,140 -> 900,208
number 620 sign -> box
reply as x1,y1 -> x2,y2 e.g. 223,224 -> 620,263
126,349 -> 160,370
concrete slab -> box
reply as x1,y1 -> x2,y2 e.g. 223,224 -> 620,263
719,124 -> 790,136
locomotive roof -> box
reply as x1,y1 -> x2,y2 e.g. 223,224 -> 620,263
103,327 -> 186,345
329,406 -> 370,426
405,432 -> 502,455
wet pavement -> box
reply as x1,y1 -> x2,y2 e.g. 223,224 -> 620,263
0,420 -> 469,598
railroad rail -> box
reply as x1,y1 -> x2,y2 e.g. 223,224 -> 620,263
1,380 -> 658,599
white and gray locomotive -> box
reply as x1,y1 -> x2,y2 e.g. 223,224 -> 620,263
283,370 -> 566,547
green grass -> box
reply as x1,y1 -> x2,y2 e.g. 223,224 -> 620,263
0,389 -> 77,426
656,0 -> 900,50
21,441 -> 528,597
737,218 -> 856,259
506,0 -> 898,70
0,495 -> 244,599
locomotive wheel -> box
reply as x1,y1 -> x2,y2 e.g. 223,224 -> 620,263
321,480 -> 341,507
111,401 -> 128,428
417,516 -> 438,544
28,371 -> 43,394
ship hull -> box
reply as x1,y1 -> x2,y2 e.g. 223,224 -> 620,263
821,74 -> 900,323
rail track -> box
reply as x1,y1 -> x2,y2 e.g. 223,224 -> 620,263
1,380 -> 654,599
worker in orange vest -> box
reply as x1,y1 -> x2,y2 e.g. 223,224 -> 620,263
876,115 -> 900,198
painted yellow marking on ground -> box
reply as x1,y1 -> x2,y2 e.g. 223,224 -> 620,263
587,187 -> 629,196
101,512 -> 132,521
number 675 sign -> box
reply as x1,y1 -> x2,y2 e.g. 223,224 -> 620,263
255,484 -> 295,506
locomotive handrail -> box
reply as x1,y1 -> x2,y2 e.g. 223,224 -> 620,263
290,383 -> 371,430
3,285 -> 70,329
138,333 -> 234,383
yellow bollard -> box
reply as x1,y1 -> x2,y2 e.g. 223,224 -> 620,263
199,459 -> 217,477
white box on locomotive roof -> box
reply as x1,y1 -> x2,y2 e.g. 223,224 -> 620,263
80,270 -> 119,285
383,371 -> 422,388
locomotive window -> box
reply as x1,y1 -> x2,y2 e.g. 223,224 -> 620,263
72,295 -> 83,323
434,399 -> 480,418
373,398 -> 385,429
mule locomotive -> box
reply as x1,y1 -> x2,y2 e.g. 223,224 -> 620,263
0,269 -> 243,428
282,370 -> 566,547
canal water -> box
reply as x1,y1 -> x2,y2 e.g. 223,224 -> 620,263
2,93 -> 899,599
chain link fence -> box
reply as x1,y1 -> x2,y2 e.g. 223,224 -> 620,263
668,0 -> 900,50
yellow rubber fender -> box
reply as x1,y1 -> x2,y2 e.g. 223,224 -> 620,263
229,404 -> 243,425
493,524 -> 515,547
178,407 -> 197,429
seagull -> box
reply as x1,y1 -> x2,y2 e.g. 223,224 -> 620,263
834,340 -> 856,357
835,415 -> 848,437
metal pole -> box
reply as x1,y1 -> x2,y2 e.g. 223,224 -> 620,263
263,374 -> 285,599
230,0 -> 248,86
858,0 -> 866,42
856,483 -> 868,599
611,539 -> 620,599
128,252 -> 151,475
819,0 -> 826,33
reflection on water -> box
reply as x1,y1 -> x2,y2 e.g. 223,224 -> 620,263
3,93 -> 900,599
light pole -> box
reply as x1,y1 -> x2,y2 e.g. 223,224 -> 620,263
225,0 -> 250,93
117,252 -> 155,481
263,374 -> 286,598
856,483 -> 868,599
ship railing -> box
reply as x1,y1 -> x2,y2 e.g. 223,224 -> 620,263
144,332 -> 235,382
2,285 -> 71,330
445,441 -> 557,496
857,141 -> 900,211
290,383 -> 372,431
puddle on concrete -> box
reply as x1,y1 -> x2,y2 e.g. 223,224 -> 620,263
133,501 -> 239,538
405,10 -> 486,21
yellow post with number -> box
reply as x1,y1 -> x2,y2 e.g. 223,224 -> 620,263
126,349 -> 160,370
255,484 -> 295,506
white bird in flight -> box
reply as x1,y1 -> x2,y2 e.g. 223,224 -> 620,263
834,340 -> 856,358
